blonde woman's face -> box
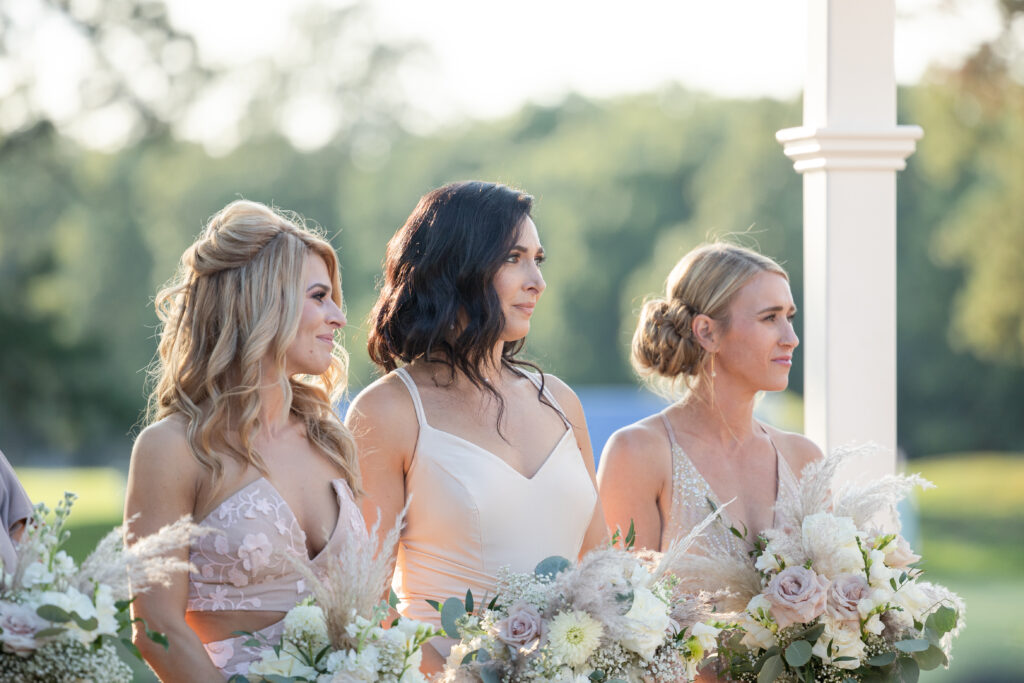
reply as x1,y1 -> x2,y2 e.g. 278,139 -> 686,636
493,217 -> 546,342
715,271 -> 798,392
286,253 -> 345,376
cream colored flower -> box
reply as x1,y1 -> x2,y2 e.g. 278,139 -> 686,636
248,648 -> 319,680
801,513 -> 863,576
284,604 -> 329,651
811,616 -> 866,670
547,610 -> 603,667
621,587 -> 671,660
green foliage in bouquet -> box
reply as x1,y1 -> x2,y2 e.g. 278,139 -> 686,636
0,492 -> 198,682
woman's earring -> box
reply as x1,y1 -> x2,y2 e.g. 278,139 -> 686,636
711,353 -> 717,378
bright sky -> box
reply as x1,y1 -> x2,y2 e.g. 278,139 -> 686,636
170,0 -> 1001,123
5,0 -> 1005,150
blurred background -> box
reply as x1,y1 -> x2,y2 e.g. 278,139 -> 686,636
1,0 -> 1021,680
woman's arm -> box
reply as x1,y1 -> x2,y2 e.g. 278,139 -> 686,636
597,424 -> 670,551
345,378 -> 418,589
124,420 -> 226,682
545,377 -> 609,556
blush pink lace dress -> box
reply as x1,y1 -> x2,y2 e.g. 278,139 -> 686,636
188,477 -> 366,677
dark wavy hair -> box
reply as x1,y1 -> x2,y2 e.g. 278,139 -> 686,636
368,180 -> 547,399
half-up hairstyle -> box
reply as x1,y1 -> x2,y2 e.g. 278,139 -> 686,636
148,200 -> 361,496
368,180 -> 542,393
632,242 -> 788,389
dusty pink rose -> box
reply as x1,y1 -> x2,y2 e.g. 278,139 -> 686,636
493,602 -> 545,650
0,602 -> 47,655
766,566 -> 829,629
827,574 -> 871,628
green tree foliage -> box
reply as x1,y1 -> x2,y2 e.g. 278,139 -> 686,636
1,5 -> 1021,462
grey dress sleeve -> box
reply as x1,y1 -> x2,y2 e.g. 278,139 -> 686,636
0,449 -> 33,573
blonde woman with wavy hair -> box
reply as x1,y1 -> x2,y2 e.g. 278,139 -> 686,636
125,200 -> 365,681
597,242 -> 822,556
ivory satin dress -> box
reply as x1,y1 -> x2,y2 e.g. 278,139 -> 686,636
390,367 -> 598,626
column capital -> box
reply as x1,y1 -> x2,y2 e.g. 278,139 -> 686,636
776,126 -> 924,173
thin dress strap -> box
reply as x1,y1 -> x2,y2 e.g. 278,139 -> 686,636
519,370 -> 570,427
660,412 -> 681,451
394,367 -> 428,427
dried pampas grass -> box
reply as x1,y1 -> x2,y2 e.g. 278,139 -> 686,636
290,506 -> 405,651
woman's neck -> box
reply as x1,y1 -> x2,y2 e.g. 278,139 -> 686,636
257,366 -> 293,438
681,376 -> 759,446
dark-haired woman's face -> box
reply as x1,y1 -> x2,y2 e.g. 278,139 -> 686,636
493,217 -> 546,342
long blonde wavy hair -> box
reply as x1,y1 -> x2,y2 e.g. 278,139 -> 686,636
147,200 -> 361,496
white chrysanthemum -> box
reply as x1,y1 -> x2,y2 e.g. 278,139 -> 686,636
548,610 -> 603,667
801,513 -> 864,577
248,648 -> 319,680
284,604 -> 329,651
327,643 -> 380,681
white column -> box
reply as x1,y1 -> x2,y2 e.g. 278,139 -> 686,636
777,0 -> 922,479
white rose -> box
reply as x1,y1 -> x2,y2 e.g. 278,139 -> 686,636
811,617 -> 865,669
891,582 -> 932,623
620,587 -> 671,660
248,649 -> 318,680
801,513 -> 864,577
0,602 -> 47,654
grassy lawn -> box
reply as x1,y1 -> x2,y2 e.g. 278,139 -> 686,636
908,454 -> 1024,681
11,454 -> 1024,682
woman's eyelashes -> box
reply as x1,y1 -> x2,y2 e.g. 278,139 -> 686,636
504,250 -> 546,265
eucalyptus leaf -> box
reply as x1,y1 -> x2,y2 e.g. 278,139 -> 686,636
794,622 -> 826,643
461,650 -> 477,665
426,599 -> 441,613
226,676 -> 251,683
477,648 -> 490,663
534,556 -> 571,580
894,638 -> 930,653
898,656 -> 920,683
70,612 -> 98,630
480,666 -> 500,683
925,606 -> 957,635
784,640 -> 812,667
912,644 -> 947,671
148,630 -> 169,650
389,588 -> 400,609
35,604 -> 72,623
440,597 -> 466,639
589,670 -> 606,682
121,637 -> 143,661
263,676 -> 293,683
866,651 -> 897,666
465,589 -> 474,613
34,627 -> 67,638
757,654 -> 784,683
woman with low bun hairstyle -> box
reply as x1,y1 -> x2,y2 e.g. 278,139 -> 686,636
124,200 -> 365,680
348,181 -> 606,674
597,242 -> 822,553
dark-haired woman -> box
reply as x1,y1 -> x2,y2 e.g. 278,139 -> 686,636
347,181 -> 606,672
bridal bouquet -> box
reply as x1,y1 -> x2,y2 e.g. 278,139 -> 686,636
439,522 -> 725,683
664,446 -> 965,683
0,492 -> 197,682
239,512 -> 440,683
238,595 -> 438,682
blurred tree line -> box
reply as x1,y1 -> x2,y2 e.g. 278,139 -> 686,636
0,0 -> 1021,465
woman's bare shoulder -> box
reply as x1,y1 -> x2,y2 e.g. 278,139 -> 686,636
131,415 -> 198,473
601,415 -> 672,471
764,424 -> 824,478
345,372 -> 419,456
